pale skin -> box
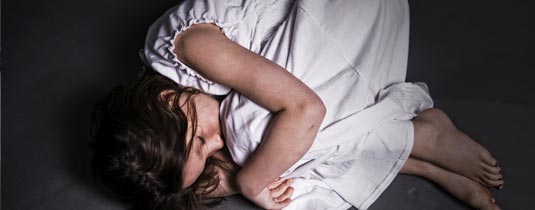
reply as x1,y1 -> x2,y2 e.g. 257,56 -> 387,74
172,23 -> 504,210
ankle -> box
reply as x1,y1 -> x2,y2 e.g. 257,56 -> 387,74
413,118 -> 440,151
401,158 -> 435,179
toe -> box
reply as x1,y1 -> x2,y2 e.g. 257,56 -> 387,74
480,177 -> 503,188
481,162 -> 501,175
482,201 -> 502,210
479,150 -> 498,167
479,189 -> 502,210
484,172 -> 503,182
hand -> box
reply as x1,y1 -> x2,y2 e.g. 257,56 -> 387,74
243,178 -> 294,210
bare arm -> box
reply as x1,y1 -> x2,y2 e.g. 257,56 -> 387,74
174,24 -> 326,202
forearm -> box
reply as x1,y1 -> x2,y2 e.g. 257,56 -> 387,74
236,102 -> 325,197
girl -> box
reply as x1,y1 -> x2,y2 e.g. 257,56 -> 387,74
90,0 -> 504,209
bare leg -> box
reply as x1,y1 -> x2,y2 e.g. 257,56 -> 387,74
410,108 -> 504,188
400,157 -> 501,210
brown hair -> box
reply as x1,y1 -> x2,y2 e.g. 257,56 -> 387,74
89,72 -> 224,210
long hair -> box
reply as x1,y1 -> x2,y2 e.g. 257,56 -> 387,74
89,72 -> 224,210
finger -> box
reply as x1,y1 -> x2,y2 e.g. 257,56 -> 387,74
271,179 -> 293,197
267,177 -> 282,190
274,187 -> 294,202
270,198 -> 292,210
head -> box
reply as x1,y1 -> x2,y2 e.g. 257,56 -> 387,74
90,72 -> 225,210
176,90 -> 225,189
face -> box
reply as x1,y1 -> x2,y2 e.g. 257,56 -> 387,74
178,92 -> 224,189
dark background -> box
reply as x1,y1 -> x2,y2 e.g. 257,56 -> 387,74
2,0 -> 534,209
406,1 -> 535,106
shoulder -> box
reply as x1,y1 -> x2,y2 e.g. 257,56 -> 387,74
172,23 -> 225,66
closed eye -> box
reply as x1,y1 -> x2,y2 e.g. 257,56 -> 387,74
198,136 -> 206,145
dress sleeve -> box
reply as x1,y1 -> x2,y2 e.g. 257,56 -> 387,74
143,0 -> 257,95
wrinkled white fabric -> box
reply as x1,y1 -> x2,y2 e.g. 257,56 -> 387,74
144,0 -> 295,95
144,0 -> 434,209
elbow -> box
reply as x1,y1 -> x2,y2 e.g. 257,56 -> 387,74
300,96 -> 326,125
279,92 -> 326,127
313,99 -> 327,120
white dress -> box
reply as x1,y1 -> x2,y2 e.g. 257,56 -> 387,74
143,0 -> 434,209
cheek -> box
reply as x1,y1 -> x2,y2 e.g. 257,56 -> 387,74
182,158 -> 206,188
182,166 -> 196,188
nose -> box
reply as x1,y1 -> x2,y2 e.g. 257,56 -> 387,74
207,135 -> 224,156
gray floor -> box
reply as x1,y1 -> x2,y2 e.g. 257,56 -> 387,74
2,0 -> 534,209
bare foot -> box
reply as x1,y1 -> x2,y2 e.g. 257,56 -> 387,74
402,158 -> 502,210
411,108 -> 504,188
